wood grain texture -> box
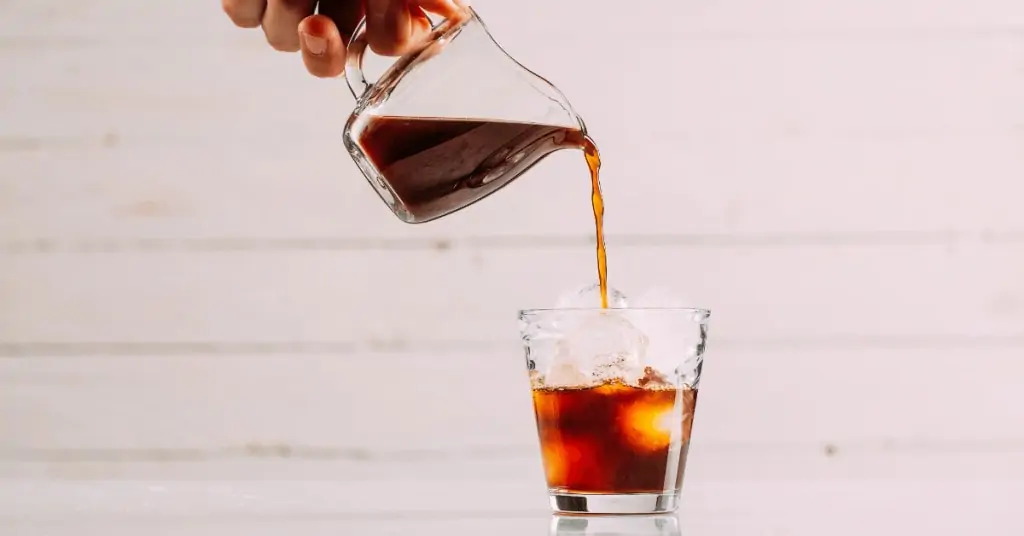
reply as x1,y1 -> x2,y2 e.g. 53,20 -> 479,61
1,245 -> 1022,344
2,22 -> 1022,242
6,451 -> 1024,481
2,0 -> 1023,42
3,0 -> 1024,478
1,347 -> 1021,454
2,134 -> 1024,242
4,38 -> 1020,136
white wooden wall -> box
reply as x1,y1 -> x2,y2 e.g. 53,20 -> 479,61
1,0 -> 1023,485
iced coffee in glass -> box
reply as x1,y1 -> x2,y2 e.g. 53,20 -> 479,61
519,305 -> 710,514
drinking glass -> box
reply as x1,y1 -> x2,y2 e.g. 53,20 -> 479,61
519,307 -> 710,514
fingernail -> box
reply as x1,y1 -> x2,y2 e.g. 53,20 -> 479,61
301,32 -> 327,56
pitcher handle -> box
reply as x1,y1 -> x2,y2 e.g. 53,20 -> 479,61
344,18 -> 373,100
345,8 -> 474,101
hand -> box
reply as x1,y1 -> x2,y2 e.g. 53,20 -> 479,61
222,0 -> 469,78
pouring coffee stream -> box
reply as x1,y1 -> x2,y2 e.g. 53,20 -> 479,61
341,8 -> 610,307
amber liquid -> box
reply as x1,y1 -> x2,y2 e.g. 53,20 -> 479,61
581,138 -> 608,308
532,379 -> 699,493
357,116 -> 610,307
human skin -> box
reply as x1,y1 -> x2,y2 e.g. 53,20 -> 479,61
221,0 -> 470,78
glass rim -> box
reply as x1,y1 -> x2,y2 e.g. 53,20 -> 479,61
519,306 -> 711,316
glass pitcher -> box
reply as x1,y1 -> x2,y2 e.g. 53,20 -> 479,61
342,7 -> 587,224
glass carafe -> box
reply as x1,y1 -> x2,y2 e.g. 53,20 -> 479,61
342,7 -> 586,224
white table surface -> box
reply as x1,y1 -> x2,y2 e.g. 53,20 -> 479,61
2,474 -> 1021,536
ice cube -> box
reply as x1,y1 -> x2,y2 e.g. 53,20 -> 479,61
528,369 -> 545,389
545,362 -> 590,388
542,341 -> 587,387
630,287 -> 705,385
556,282 -> 629,309
562,311 -> 648,383
592,353 -> 647,384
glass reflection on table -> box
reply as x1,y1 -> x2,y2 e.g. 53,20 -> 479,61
550,514 -> 680,536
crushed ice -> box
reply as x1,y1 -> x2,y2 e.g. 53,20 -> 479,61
535,283 -> 704,388
630,287 -> 705,386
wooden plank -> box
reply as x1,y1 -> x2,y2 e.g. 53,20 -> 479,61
1,37 -> 1021,241
1,245 -> 1022,344
1,480 -> 1023,535
2,0 -> 1022,43
4,39 -> 1020,139
486,0 -> 1024,38
2,134 -> 1022,242
5,449 -> 1024,482
1,347 -> 1022,454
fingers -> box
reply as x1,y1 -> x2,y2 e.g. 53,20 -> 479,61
224,0 -> 469,78
315,0 -> 366,44
298,15 -> 346,78
415,0 -> 470,19
261,0 -> 317,52
365,0 -> 432,56
222,0 -> 267,28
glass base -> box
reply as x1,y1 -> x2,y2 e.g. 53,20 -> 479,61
549,491 -> 679,515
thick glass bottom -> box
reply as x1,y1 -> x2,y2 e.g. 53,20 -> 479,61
549,491 -> 679,515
